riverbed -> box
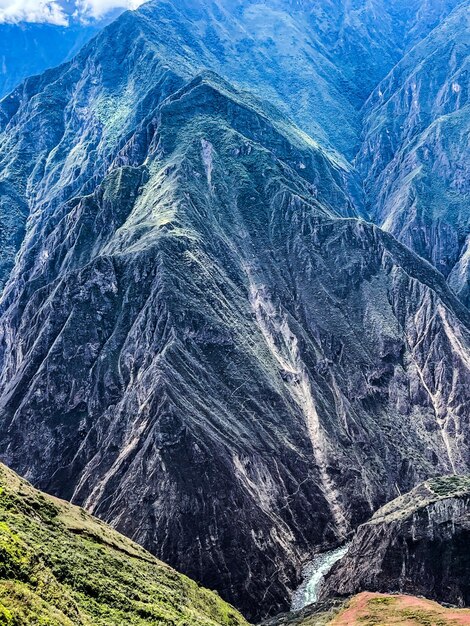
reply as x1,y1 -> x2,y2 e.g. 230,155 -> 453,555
291,544 -> 350,610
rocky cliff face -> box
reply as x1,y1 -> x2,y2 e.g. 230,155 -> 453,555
320,476 -> 470,605
0,0 -> 469,621
357,3 -> 470,285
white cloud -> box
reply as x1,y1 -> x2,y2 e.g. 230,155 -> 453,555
0,0 -> 146,24
0,0 -> 68,25
76,0 -> 146,20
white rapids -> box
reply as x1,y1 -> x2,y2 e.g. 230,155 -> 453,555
291,544 -> 350,610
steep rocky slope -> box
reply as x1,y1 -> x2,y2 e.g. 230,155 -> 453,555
0,0 -> 469,621
357,2 -> 470,284
124,0 -> 463,157
0,462 -> 248,626
320,476 -> 470,605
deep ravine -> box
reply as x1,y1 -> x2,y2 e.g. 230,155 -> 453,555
0,0 -> 468,621
291,544 -> 350,610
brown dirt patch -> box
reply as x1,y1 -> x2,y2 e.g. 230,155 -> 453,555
329,592 -> 470,626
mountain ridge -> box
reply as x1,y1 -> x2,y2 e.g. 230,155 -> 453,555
357,0 -> 470,283
0,0 -> 468,620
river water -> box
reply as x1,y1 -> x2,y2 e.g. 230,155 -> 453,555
291,544 -> 350,610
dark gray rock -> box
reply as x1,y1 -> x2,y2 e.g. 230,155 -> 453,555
320,476 -> 470,606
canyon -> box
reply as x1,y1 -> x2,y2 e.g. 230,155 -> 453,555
0,0 -> 468,621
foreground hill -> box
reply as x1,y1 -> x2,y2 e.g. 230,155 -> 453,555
264,593 -> 470,626
0,462 -> 248,626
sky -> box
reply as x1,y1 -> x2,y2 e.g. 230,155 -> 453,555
0,0 -> 146,24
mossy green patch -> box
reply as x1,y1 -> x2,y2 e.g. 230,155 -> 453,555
369,474 -> 470,525
0,464 -> 249,626
428,475 -> 470,497
366,596 -> 396,607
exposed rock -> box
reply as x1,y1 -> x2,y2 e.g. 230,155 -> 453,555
0,0 -> 469,621
357,2 -> 470,281
320,476 -> 470,605
261,598 -> 344,626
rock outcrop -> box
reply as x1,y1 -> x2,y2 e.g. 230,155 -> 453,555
320,476 -> 470,606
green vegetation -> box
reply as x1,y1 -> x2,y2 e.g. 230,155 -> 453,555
369,475 -> 470,525
0,464 -> 249,626
366,596 -> 395,607
428,475 -> 470,497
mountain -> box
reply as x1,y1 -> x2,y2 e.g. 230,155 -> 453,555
357,2 -> 470,285
320,475 -> 470,605
0,461 -> 248,626
0,0 -> 469,621
109,0 -> 463,158
0,23 -> 99,100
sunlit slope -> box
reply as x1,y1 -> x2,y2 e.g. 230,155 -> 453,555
0,463 -> 249,626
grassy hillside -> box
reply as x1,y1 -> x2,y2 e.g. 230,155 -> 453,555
0,463 -> 249,626
331,593 -> 470,626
